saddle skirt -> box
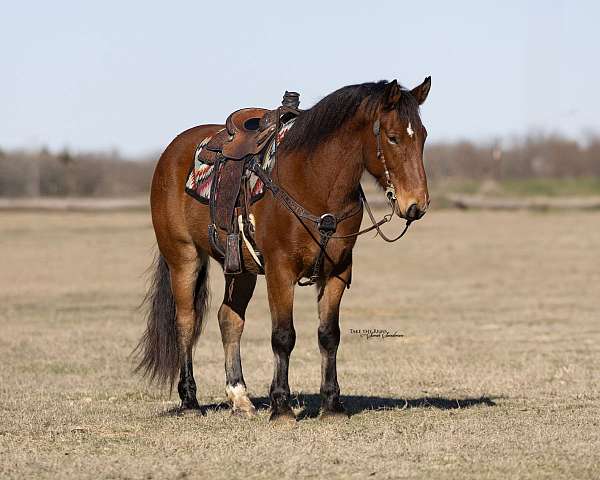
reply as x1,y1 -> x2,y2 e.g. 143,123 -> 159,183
185,118 -> 296,204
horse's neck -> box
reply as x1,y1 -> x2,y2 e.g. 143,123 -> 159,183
278,126 -> 365,213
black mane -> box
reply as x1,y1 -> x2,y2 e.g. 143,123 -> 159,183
281,80 -> 421,153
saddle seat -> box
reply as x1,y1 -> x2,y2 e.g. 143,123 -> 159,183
204,107 -> 276,160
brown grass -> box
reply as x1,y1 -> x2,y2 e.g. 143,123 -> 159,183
1,210 -> 599,479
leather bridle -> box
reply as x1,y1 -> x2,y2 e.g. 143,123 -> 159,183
249,118 -> 411,286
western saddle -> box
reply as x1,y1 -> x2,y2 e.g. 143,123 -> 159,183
205,91 -> 301,274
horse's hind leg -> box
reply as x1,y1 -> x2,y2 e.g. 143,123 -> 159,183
170,249 -> 209,411
218,273 -> 257,417
317,259 -> 352,418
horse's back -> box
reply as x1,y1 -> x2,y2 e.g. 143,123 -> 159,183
156,124 -> 222,173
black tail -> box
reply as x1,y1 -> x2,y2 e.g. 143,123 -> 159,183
133,253 -> 210,391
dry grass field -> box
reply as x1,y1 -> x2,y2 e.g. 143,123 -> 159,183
1,209 -> 599,479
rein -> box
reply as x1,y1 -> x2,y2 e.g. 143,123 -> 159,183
249,117 -> 411,286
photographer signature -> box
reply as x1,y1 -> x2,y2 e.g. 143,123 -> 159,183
349,328 -> 404,340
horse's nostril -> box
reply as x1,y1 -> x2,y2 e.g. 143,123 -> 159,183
406,203 -> 419,221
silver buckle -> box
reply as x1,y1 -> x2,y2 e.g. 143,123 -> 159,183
318,213 -> 337,233
385,185 -> 397,205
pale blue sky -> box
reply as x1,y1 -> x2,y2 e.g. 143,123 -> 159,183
2,0 -> 599,156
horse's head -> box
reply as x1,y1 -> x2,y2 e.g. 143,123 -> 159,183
366,78 -> 431,222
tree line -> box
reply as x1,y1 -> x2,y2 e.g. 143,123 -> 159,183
1,133 -> 599,197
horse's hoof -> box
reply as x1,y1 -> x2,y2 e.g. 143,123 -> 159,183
269,408 -> 296,423
231,406 -> 257,418
175,398 -> 203,416
176,407 -> 204,417
319,407 -> 349,421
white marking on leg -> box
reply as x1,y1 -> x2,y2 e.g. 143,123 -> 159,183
226,383 -> 247,402
226,383 -> 256,415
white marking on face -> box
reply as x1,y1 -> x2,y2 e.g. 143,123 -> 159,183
406,122 -> 414,138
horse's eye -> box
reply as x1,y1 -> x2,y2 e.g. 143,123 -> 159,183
387,136 -> 398,145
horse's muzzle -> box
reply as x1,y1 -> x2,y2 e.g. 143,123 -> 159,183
396,202 -> 426,222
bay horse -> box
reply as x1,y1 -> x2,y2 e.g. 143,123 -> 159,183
135,78 -> 431,420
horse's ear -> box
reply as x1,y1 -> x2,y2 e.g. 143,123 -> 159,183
411,76 -> 431,105
383,79 -> 402,110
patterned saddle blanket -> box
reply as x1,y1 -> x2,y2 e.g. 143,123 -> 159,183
185,119 -> 295,204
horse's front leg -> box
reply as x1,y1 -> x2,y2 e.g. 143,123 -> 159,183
317,259 -> 352,418
265,262 -> 296,422
218,273 -> 257,417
